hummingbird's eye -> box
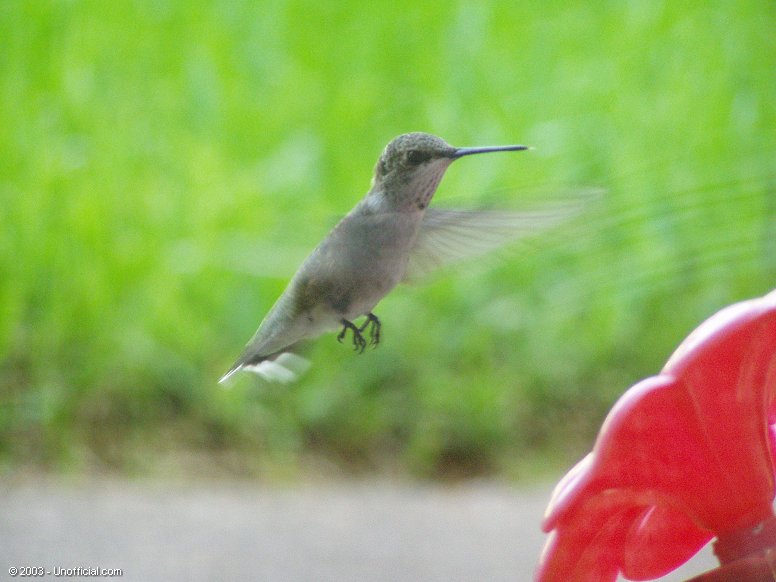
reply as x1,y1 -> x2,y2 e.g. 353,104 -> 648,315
406,149 -> 430,165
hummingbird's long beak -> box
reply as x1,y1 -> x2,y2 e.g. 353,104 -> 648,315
451,144 -> 529,159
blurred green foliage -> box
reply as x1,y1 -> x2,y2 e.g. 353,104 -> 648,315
0,0 -> 774,479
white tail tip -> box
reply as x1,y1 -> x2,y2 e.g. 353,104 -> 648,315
218,353 -> 311,386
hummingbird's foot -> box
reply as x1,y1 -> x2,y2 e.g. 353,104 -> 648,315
358,313 -> 381,348
337,319 -> 367,353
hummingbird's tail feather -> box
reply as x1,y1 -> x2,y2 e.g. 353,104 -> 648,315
218,349 -> 310,385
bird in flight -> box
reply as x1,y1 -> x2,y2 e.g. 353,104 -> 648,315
220,132 -> 581,383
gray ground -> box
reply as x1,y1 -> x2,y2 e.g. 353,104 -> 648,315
1,478 -> 716,581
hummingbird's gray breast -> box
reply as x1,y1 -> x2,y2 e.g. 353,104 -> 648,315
295,208 -> 422,321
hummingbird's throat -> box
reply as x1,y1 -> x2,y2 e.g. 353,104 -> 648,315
412,165 -> 447,210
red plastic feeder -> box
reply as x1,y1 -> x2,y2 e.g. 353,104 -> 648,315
536,289 -> 776,581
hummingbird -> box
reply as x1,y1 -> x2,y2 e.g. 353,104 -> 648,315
220,132 -> 579,384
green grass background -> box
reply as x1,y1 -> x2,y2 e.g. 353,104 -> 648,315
1,0 -> 774,479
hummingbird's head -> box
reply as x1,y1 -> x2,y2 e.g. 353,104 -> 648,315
370,132 -> 528,211
371,133 -> 457,210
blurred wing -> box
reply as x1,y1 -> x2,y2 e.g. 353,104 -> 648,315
403,199 -> 589,281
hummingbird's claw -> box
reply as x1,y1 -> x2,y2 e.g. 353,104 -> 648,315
359,313 -> 381,348
338,319 -> 367,353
